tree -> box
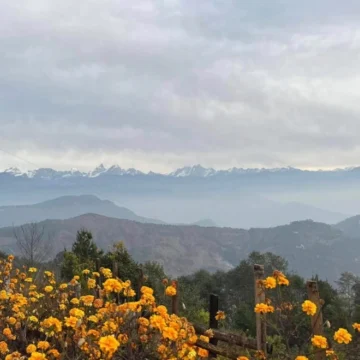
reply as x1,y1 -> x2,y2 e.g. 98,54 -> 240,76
101,242 -> 140,286
72,229 -> 101,264
13,223 -> 52,266
336,272 -> 359,322
60,229 -> 102,280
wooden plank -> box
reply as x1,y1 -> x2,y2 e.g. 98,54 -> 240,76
208,294 -> 219,358
253,264 -> 267,354
193,323 -> 258,350
307,281 -> 326,360
195,339 -> 241,360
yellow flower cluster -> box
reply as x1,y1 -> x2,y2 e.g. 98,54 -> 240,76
272,270 -> 290,286
311,335 -> 328,349
333,328 -> 352,344
301,300 -> 317,316
215,310 -> 226,321
0,256 -> 209,360
254,303 -> 274,314
254,270 -> 357,360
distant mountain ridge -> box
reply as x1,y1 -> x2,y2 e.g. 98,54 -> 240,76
1,164 -> 356,229
0,195 -> 164,227
0,214 -> 358,282
334,215 -> 360,238
3,164 -> 360,180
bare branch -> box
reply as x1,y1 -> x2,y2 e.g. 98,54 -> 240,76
13,223 -> 52,265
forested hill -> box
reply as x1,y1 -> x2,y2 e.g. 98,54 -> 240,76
0,214 -> 357,282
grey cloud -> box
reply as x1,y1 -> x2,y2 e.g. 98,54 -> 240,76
1,0 -> 360,171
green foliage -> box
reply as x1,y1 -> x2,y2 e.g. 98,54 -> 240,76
61,251 -> 81,280
101,242 -> 139,283
60,229 -> 102,280
72,229 -> 102,263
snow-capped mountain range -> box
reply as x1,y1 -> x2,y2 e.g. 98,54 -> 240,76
1,164 -> 359,180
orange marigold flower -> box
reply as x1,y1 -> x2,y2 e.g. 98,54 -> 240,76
44,286 -> 53,293
3,328 -> 15,340
64,316 -> 78,329
6,317 -> 16,325
254,303 -> 274,314
70,298 -> 80,305
29,315 -> 38,323
157,344 -> 167,354
263,276 -> 276,289
26,344 -> 37,354
237,357 -> 249,360
205,329 -> 214,338
93,298 -> 103,308
200,335 -> 210,343
155,305 -> 168,317
29,351 -> 46,360
140,286 -> 154,295
98,335 -> 120,355
326,349 -> 335,357
215,310 -> 226,321
47,349 -> 60,358
40,316 -> 62,335
118,333 -> 129,344
80,295 -> 94,306
69,308 -> 85,318
100,268 -> 112,278
87,279 -> 96,289
295,357 -> 309,360
103,279 -> 123,293
311,335 -> 328,349
162,326 -> 178,341
334,328 -> 352,344
165,285 -> 177,296
37,341 -> 50,350
0,290 -> 8,300
0,341 -> 8,355
88,315 -> 99,323
198,348 -> 209,358
138,317 -> 150,327
353,323 -> 360,332
302,300 -> 317,316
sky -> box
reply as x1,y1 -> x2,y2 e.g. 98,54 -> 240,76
2,0 -> 360,173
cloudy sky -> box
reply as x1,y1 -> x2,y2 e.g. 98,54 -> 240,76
1,0 -> 360,173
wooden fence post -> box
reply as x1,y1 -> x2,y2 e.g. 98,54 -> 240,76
171,280 -> 179,315
254,264 -> 267,355
307,281 -> 326,360
112,261 -> 118,278
209,294 -> 219,359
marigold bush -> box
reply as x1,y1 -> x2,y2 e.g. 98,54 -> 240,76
0,255 -> 208,359
255,270 -> 360,359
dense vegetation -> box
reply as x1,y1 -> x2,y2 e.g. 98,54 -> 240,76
4,228 -> 360,359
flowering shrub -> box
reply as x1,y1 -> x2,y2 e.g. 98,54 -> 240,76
255,270 -> 360,359
0,255 -> 209,359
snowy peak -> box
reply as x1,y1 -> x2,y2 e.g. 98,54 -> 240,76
169,165 -> 216,177
3,167 -> 24,177
89,164 -> 107,178
0,164 -> 359,180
